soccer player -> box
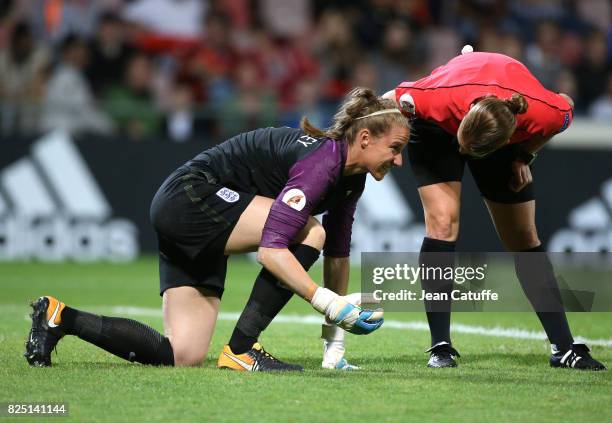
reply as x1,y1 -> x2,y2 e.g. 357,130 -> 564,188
24,88 -> 410,371
382,50 -> 606,370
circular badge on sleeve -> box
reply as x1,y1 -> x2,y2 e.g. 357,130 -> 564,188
282,189 -> 306,211
399,93 -> 416,115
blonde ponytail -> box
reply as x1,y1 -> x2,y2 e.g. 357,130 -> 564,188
300,87 -> 410,143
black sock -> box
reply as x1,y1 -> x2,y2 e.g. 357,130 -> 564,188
515,245 -> 574,351
420,237 -> 456,347
229,244 -> 320,354
61,307 -> 174,366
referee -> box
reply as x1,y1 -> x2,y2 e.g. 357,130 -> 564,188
383,50 -> 606,370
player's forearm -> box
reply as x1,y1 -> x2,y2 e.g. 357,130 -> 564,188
256,247 -> 318,300
323,256 -> 350,295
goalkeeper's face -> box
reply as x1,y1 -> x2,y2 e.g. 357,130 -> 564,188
362,124 -> 409,181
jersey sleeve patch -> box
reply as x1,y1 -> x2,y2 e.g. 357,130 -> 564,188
559,112 -> 571,133
282,188 -> 306,211
398,92 -> 416,116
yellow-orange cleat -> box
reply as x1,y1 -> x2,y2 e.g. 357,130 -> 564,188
217,343 -> 303,372
24,296 -> 66,366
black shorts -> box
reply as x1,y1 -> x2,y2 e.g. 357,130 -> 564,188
150,167 -> 255,297
407,119 -> 535,204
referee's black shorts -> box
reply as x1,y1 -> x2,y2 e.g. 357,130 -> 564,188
407,118 -> 535,204
150,166 -> 254,298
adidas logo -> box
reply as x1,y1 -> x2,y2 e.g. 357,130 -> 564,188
548,178 -> 612,252
0,131 -> 139,261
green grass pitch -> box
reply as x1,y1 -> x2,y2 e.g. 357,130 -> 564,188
1,258 -> 610,422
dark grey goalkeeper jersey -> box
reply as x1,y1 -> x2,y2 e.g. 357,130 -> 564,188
183,127 -> 365,257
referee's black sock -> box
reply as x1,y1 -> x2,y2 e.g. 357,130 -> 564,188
229,244 -> 321,354
514,245 -> 574,351
420,237 -> 456,347
60,307 -> 174,366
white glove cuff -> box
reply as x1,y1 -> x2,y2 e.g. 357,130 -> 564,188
311,287 -> 338,314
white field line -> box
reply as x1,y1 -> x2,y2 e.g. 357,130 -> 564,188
12,304 -> 611,347
107,306 -> 612,347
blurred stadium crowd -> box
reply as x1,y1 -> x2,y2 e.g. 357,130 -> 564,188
1,0 -> 611,143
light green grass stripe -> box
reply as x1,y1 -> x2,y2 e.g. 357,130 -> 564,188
8,302 -> 611,345
114,306 -> 612,346
18,304 -> 607,347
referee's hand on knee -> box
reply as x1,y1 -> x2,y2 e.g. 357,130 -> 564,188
509,160 -> 532,192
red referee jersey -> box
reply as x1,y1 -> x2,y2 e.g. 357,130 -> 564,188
395,52 -> 573,143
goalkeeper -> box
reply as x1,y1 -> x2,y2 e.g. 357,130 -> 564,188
25,87 -> 409,371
